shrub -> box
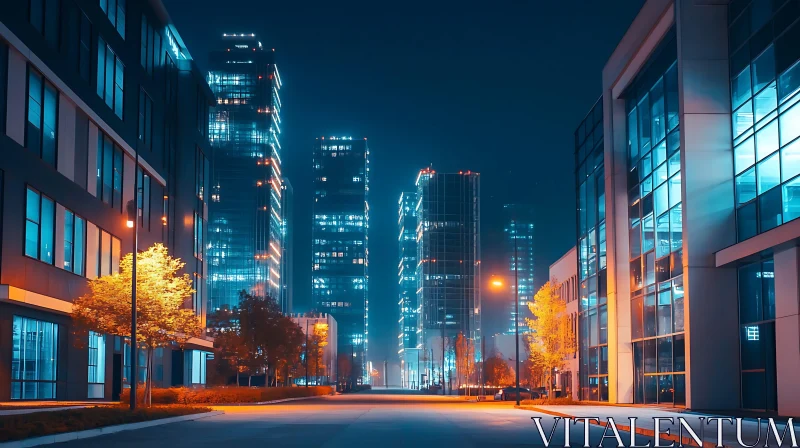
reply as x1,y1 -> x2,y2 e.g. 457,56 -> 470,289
121,386 -> 334,405
0,405 -> 210,442
520,397 -> 584,406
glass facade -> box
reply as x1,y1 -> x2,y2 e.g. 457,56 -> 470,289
208,34 -> 283,310
730,0 -> 800,240
11,316 -> 58,400
576,98 -> 608,401
312,138 -> 369,380
87,331 -> 105,398
625,31 -> 685,406
398,192 -> 419,386
503,204 -> 535,335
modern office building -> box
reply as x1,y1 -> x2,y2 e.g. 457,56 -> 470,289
549,246 -> 579,400
281,178 -> 294,314
415,169 -> 480,390
0,0 -> 214,400
502,204 -> 535,335
207,34 -> 283,311
575,0 -> 800,416
397,191 -> 420,388
290,313 -> 338,386
312,137 -> 369,382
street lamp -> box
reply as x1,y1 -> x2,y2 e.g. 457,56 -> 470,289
125,150 -> 140,411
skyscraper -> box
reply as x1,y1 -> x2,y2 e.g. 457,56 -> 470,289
398,191 -> 420,388
416,169 -> 480,390
312,137 -> 369,382
281,178 -> 294,314
503,204 -> 535,334
207,34 -> 283,311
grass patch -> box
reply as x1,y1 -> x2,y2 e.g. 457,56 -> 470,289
520,397 -> 586,406
0,405 -> 210,442
121,386 -> 334,405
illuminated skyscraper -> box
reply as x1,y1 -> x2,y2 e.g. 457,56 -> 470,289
207,34 -> 283,311
312,137 -> 369,382
503,204 -> 535,335
281,178 -> 294,314
398,191 -> 420,388
416,169 -> 480,390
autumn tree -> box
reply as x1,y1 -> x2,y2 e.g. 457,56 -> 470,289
526,280 -> 575,398
484,353 -> 514,387
308,323 -> 328,384
453,332 -> 475,392
73,243 -> 203,406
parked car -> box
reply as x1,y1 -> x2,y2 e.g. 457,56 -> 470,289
495,387 -> 539,401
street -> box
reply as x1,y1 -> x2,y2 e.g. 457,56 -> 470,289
54,391 -> 660,447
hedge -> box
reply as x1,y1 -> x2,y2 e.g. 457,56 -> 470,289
0,405 -> 210,442
121,386 -> 334,405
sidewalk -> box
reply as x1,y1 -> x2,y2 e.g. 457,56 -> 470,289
0,402 -> 106,416
518,404 -> 800,447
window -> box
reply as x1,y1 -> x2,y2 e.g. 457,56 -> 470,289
195,147 -> 208,201
87,331 -> 105,398
96,228 -> 120,277
25,187 -> 54,264
96,130 -> 124,210
96,38 -> 124,119
137,167 -> 150,229
76,11 -> 92,81
193,212 -> 203,260
138,90 -> 152,147
100,0 -> 125,38
11,316 -> 58,399
196,88 -> 207,136
29,0 -> 60,47
64,210 -> 86,275
140,15 -> 161,75
26,68 -> 58,166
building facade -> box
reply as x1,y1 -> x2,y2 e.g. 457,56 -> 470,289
398,191 -> 420,388
281,178 -> 293,314
576,0 -> 800,416
207,34 -> 283,311
549,246 -> 579,400
502,204 -> 535,335
0,0 -> 213,400
312,137 -> 369,382
290,313 -> 338,386
415,169 -> 480,390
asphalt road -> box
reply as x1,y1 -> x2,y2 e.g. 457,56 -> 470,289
54,392 -> 659,447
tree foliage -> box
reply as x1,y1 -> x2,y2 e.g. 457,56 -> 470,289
453,332 -> 475,390
72,243 -> 203,406
526,280 -> 575,397
484,353 -> 515,387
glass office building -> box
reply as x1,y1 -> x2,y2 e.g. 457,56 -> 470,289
398,191 -> 420,388
502,204 -> 535,335
575,0 -> 800,416
312,137 -> 369,382
207,34 -> 284,310
415,170 -> 480,390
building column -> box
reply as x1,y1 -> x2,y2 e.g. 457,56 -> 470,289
773,246 -> 800,417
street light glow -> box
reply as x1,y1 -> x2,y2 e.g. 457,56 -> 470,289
126,220 -> 134,229
491,279 -> 503,287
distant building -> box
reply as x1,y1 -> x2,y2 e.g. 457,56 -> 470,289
416,169 -> 480,390
312,137 -> 369,383
290,313 -> 338,386
398,191 -> 420,388
207,33 -> 283,311
502,204 -> 535,335
0,0 -> 214,400
281,178 -> 294,314
549,246 -> 578,400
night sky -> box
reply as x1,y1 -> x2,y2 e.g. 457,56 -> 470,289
166,0 -> 644,365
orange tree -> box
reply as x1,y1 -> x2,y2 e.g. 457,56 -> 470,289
72,243 -> 202,407
526,280 -> 575,397
484,353 -> 514,387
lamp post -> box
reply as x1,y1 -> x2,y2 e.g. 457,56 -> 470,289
126,151 -> 140,411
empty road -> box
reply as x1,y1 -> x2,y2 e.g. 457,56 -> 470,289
54,391 -> 658,447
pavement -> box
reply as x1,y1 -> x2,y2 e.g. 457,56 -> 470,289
49,391 -> 669,447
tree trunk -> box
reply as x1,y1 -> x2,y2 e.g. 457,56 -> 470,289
248,375 -> 252,387
236,366 -> 240,387
143,346 -> 153,408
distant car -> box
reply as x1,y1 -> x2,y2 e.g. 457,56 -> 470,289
497,387 -> 538,401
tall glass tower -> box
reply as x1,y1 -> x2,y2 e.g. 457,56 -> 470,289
416,169 -> 480,390
398,191 -> 420,388
312,137 -> 369,382
207,34 -> 283,311
503,204 -> 535,335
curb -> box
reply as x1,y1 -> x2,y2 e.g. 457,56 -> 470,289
212,394 -> 333,406
0,410 -> 224,448
515,406 -> 727,448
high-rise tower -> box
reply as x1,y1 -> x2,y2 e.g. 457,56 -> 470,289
207,34 -> 283,310
502,204 -> 535,334
398,191 -> 420,388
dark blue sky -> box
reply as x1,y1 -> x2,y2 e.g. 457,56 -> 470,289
166,0 -> 644,364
